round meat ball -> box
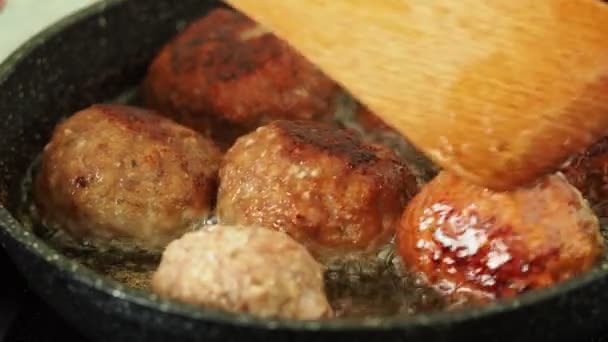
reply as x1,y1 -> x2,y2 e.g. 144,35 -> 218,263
34,104 -> 222,250
561,136 -> 608,216
142,8 -> 340,148
397,171 -> 604,301
152,224 -> 332,320
217,120 -> 418,258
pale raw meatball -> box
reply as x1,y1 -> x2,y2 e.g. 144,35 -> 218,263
152,225 -> 332,319
34,104 -> 222,250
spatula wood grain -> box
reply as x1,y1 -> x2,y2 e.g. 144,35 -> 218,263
224,0 -> 608,190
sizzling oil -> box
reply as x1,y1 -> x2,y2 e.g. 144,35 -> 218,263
16,88 -> 447,319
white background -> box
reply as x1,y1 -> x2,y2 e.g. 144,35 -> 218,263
0,0 -> 97,62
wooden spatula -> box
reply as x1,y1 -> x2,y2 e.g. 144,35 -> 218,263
223,0 -> 608,191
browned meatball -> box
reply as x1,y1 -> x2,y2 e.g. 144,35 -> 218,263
561,136 -> 608,217
397,171 -> 603,301
142,8 -> 340,148
34,104 -> 222,250
152,224 -> 332,319
217,120 -> 418,258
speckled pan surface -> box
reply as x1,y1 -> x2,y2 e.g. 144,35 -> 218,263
1,0 -> 608,341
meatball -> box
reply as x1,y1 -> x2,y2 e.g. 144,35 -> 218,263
561,136 -> 608,217
217,120 -> 418,258
142,8 -> 340,148
34,104 -> 222,250
397,171 -> 604,301
152,224 -> 332,319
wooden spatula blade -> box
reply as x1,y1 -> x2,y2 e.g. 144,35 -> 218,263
224,0 -> 608,190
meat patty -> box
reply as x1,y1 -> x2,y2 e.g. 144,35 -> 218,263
397,171 -> 604,301
142,8 -> 340,149
152,224 -> 332,319
217,120 -> 418,259
34,104 -> 222,250
561,136 -> 608,217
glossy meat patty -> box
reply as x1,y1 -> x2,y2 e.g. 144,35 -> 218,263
152,224 -> 332,319
142,8 -> 340,148
397,171 -> 604,301
217,120 -> 418,258
562,136 -> 608,217
34,104 -> 222,250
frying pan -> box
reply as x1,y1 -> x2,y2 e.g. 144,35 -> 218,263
1,0 -> 608,341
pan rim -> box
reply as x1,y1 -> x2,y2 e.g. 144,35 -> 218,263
1,0 -> 607,332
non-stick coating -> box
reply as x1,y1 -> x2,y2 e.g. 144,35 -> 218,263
1,0 -> 608,341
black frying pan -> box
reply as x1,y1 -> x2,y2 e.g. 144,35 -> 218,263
1,1 -> 608,341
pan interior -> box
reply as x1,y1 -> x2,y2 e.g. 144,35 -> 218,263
13,63 -> 608,323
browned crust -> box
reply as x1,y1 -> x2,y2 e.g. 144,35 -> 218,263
142,8 -> 340,148
273,120 -> 381,167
